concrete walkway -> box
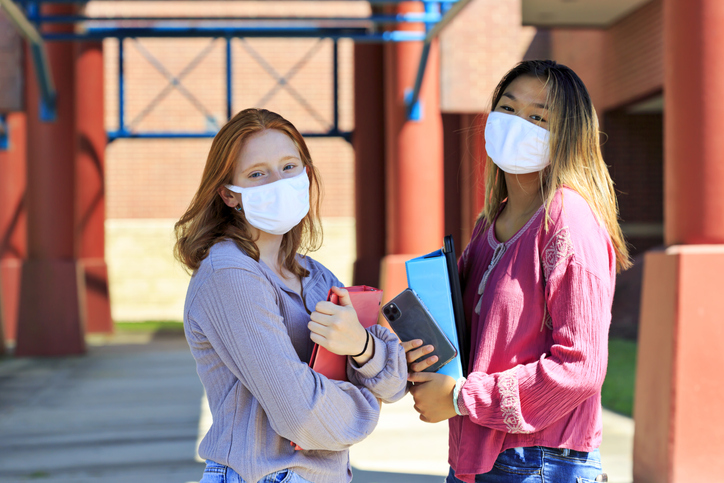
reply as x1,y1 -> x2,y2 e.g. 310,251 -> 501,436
0,332 -> 633,483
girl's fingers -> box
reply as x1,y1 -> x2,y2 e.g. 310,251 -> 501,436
411,355 -> 438,373
405,345 -> 434,364
309,331 -> 327,346
407,371 -> 436,384
314,300 -> 340,315
330,286 -> 352,307
307,320 -> 328,336
401,339 -> 423,352
309,311 -> 334,325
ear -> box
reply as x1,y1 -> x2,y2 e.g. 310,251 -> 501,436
217,185 -> 239,209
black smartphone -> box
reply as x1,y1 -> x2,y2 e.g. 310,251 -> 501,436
382,288 -> 457,373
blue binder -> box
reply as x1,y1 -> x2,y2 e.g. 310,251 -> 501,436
405,236 -> 469,379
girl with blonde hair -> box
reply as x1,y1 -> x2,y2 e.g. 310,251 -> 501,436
175,108 -> 407,483
405,60 -> 629,482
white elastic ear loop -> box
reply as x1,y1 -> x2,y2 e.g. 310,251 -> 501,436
224,184 -> 243,194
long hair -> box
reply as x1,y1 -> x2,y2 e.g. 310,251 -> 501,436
479,60 -> 631,273
174,108 -> 323,276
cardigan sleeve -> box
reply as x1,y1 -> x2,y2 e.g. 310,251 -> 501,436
346,325 -> 408,404
307,256 -> 407,404
194,264 -> 384,451
457,258 -> 611,432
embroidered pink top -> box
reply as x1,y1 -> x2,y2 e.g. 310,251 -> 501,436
449,187 -> 616,483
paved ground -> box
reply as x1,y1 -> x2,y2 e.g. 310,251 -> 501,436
0,332 -> 633,483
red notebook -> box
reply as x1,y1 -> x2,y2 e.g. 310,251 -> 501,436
308,285 -> 384,381
293,286 -> 383,450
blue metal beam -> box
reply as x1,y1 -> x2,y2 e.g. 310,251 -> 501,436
406,0 -> 474,120
118,38 -> 124,134
7,0 -> 470,135
42,28 -> 427,42
225,38 -> 233,121
35,13 -> 444,24
0,115 -> 8,150
27,0 -> 457,3
1,0 -> 57,120
333,40 -> 339,133
107,129 -> 353,143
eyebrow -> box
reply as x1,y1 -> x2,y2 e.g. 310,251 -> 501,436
502,92 -> 548,110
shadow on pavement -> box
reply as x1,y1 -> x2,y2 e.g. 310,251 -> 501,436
352,467 -> 444,483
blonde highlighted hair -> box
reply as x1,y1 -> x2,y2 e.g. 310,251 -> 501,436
480,60 -> 631,272
174,108 -> 323,276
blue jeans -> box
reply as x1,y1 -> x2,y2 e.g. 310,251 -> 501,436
446,447 -> 602,483
199,460 -> 314,483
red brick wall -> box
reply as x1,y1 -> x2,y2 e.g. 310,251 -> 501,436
551,0 -> 663,113
601,0 -> 663,111
550,29 -> 607,110
92,1 -> 361,220
105,136 -> 353,220
603,110 -> 664,253
549,1 -> 665,254
440,0 -> 537,113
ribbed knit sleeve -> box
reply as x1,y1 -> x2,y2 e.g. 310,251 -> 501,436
194,264 -> 383,451
346,325 -> 408,403
458,259 -> 610,432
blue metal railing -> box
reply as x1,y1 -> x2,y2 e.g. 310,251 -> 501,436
4,0 -> 473,135
0,115 -> 8,150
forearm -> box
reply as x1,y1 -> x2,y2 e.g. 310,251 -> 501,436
347,325 -> 408,403
259,364 -> 382,450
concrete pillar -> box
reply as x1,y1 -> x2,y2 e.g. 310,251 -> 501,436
634,1 -> 724,481
352,43 -> 386,289
0,112 -> 27,345
75,40 -> 112,334
15,4 -> 85,356
379,1 -> 444,301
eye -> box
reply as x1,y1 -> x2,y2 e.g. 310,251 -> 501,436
283,163 -> 297,171
499,105 -> 514,112
248,171 -> 264,179
530,115 -> 547,123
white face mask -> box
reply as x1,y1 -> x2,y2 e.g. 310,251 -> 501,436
484,111 -> 550,174
225,169 -> 310,236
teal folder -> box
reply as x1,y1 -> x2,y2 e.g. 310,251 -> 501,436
406,248 -> 465,380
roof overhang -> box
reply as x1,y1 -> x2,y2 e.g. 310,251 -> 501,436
522,0 -> 653,28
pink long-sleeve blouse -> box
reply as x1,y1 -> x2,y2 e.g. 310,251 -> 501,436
449,187 -> 616,483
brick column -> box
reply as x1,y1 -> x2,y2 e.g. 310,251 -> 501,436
75,40 -> 112,334
0,14 -> 27,351
634,0 -> 724,481
352,42 -> 386,288
15,4 -> 85,356
379,1 -> 444,301
0,113 -> 27,346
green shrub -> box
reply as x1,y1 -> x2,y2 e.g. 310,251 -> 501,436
601,338 -> 637,417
